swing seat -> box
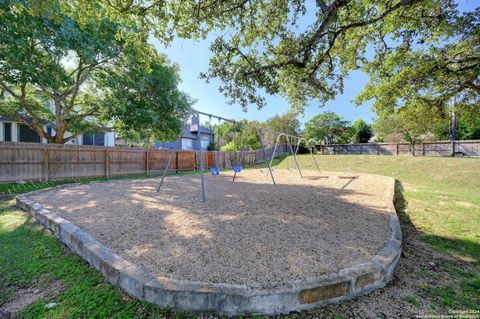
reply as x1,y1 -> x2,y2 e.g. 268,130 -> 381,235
232,165 -> 242,173
210,167 -> 220,175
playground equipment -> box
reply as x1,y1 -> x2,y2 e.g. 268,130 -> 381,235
208,115 -> 221,176
156,108 -> 277,202
294,137 -> 322,176
155,107 -> 335,202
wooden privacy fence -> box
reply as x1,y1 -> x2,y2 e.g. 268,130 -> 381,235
0,142 -> 287,183
320,140 -> 480,157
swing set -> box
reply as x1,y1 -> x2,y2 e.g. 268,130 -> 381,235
155,108 -> 351,202
156,108 -> 275,202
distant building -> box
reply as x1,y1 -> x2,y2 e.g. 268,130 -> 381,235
154,114 -> 215,151
0,115 -> 115,146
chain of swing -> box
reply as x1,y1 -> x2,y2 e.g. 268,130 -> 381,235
156,109 -> 323,202
207,115 -> 247,178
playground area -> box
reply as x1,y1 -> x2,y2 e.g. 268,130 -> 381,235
26,169 -> 393,285
4,155 -> 478,318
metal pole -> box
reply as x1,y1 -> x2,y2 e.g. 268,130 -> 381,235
157,110 -> 192,193
287,135 -> 303,178
256,127 -> 276,185
308,139 -> 321,174
198,111 -> 206,203
451,96 -> 457,142
268,135 -> 281,169
156,150 -> 175,192
233,126 -> 250,182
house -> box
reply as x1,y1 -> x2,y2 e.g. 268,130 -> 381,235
1,91 -> 115,146
154,114 -> 215,151
0,115 -> 115,146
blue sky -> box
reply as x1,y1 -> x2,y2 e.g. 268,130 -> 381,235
151,0 -> 478,128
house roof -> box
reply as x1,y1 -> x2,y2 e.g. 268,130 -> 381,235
182,125 -> 214,139
0,115 -> 49,125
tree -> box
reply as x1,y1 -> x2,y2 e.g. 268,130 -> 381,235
304,111 -> 350,144
435,103 -> 480,141
373,103 -> 448,154
350,119 -> 373,143
94,54 -> 191,143
264,112 -> 300,145
355,7 -> 479,128
22,0 -> 458,111
265,112 -> 300,136
0,0 -> 190,144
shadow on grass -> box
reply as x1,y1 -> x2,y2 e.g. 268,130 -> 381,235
394,180 -> 479,265
393,180 -> 480,311
0,200 -> 197,319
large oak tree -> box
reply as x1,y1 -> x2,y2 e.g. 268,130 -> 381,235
0,0 -> 191,144
34,0 -> 460,111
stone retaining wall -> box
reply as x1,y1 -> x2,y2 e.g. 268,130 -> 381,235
16,175 -> 402,315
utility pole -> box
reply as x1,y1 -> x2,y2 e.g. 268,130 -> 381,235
451,96 -> 457,155
451,96 -> 457,141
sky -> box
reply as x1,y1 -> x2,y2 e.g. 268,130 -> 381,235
151,0 -> 478,128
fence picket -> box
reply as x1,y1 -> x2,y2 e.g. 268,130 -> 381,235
0,142 -> 287,183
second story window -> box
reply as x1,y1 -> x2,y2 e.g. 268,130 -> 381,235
3,123 -> 12,142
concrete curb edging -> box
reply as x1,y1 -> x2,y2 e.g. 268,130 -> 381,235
16,175 -> 401,315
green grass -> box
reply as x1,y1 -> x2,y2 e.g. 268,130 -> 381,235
275,155 -> 480,312
0,200 -> 201,318
275,155 -> 480,264
1,155 -> 479,317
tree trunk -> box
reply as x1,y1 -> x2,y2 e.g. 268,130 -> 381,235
51,98 -> 69,143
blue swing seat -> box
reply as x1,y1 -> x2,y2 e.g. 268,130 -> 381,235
232,165 -> 242,173
210,167 -> 220,175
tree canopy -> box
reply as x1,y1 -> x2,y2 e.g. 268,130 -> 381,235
24,0 -> 463,112
350,119 -> 373,143
356,7 -> 479,114
304,111 -> 350,144
0,0 -> 191,144
373,102 -> 448,147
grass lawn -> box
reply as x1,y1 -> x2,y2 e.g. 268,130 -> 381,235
0,155 -> 479,318
278,155 -> 480,264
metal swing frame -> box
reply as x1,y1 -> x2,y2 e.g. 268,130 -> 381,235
156,108 -> 277,203
268,133 -> 303,178
294,137 -> 321,175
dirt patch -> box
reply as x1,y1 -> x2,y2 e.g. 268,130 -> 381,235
28,169 -> 392,285
0,280 -> 66,318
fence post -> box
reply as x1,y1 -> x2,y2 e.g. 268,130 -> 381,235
194,152 -> 197,171
333,145 -> 336,154
360,144 -> 363,155
175,151 -> 179,173
396,143 -> 399,156
451,141 -> 456,154
43,145 -> 49,182
105,148 -> 109,178
377,144 -> 380,155
422,143 -> 426,156
145,149 -> 149,175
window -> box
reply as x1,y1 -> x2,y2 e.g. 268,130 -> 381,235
82,133 -> 105,146
18,124 -> 41,143
200,133 -> 211,150
83,134 -> 93,145
181,138 -> 193,150
94,133 -> 105,146
3,123 -> 11,142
